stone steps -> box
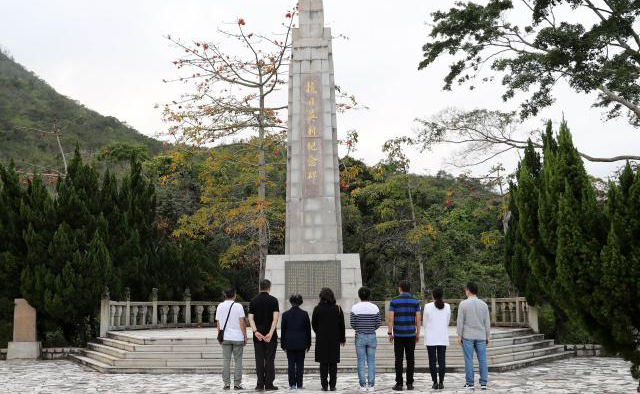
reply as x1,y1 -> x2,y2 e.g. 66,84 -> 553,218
70,328 -> 575,374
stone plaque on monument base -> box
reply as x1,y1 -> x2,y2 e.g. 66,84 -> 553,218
7,298 -> 41,359
265,254 -> 362,324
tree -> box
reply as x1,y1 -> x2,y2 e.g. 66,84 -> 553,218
414,108 -> 640,166
163,11 -> 364,283
382,137 -> 427,297
506,120 -> 640,384
162,11 -> 295,282
420,0 -> 640,126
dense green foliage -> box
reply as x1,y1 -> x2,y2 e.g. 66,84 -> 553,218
341,158 -> 511,300
0,149 -> 224,347
420,0 -> 640,125
0,51 -> 162,171
505,121 -> 640,381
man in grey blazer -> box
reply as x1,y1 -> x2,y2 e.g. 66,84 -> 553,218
457,282 -> 491,390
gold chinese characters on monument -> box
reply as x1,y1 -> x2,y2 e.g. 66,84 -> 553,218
301,75 -> 323,197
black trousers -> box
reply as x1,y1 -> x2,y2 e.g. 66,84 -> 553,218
286,350 -> 305,388
319,362 -> 338,389
253,339 -> 277,388
393,337 -> 416,385
427,345 -> 447,383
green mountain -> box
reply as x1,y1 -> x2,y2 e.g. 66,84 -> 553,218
0,50 -> 163,173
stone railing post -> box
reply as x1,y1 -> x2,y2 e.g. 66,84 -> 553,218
184,288 -> 191,326
515,297 -> 521,324
490,297 -> 497,325
527,304 -> 540,333
99,287 -> 110,337
151,288 -> 158,326
124,287 -> 131,329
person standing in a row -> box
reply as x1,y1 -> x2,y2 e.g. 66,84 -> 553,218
281,294 -> 311,390
249,279 -> 280,391
457,281 -> 491,390
388,281 -> 421,391
215,287 -> 247,390
423,287 -> 451,390
350,286 -> 381,392
312,288 -> 346,391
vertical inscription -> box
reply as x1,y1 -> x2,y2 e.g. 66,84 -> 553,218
301,75 -> 324,197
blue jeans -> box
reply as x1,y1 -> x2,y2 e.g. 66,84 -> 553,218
355,333 -> 377,387
463,339 -> 488,386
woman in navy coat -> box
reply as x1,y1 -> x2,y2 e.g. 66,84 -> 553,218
281,293 -> 312,390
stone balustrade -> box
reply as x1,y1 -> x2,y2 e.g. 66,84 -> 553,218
377,297 -> 533,328
100,289 -> 535,336
99,288 -> 250,336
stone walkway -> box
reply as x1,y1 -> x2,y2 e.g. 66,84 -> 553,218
0,357 -> 636,394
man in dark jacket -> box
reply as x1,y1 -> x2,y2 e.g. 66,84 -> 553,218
281,294 -> 311,390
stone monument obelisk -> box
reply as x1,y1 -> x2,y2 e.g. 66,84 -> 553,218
265,0 -> 362,320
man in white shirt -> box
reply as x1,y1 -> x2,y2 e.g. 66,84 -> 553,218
216,287 -> 248,390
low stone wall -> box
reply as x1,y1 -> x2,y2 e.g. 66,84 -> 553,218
1,347 -> 81,361
565,344 -> 606,357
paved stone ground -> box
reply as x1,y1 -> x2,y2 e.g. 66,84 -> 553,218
0,357 -> 636,394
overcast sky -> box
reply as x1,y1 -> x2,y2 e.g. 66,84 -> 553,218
1,0 -> 638,180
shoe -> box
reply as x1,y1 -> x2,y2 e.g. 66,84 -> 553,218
224,386 -> 231,390
438,382 -> 444,390
432,382 -> 439,390
289,386 -> 296,391
464,384 -> 474,389
359,386 -> 367,392
330,388 -> 337,392
265,387 -> 279,391
321,388 -> 328,392
481,385 -> 488,390
367,386 -> 375,392
234,385 -> 244,390
406,384 -> 414,391
255,386 -> 265,391
392,384 -> 403,391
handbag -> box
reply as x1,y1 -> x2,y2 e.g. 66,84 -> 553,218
217,301 -> 236,344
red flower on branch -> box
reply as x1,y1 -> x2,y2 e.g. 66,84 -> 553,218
238,18 -> 246,26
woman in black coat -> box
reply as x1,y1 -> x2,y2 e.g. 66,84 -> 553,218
281,294 -> 311,390
312,287 -> 346,391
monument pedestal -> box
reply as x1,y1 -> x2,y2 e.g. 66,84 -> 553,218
265,254 -> 362,325
7,341 -> 41,359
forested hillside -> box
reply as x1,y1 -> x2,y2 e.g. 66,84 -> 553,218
0,50 -> 162,172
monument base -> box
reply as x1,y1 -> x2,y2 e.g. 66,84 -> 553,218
265,254 -> 362,326
7,341 -> 41,359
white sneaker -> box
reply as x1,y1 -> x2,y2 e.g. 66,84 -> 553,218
358,386 -> 367,392
367,385 -> 375,392
481,385 -> 488,390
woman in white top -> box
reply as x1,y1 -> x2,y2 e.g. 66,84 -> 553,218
423,287 -> 451,390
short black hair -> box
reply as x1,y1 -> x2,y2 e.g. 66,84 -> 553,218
259,279 -> 272,291
399,280 -> 411,293
466,281 -> 479,295
358,287 -> 371,301
224,287 -> 236,299
289,293 -> 303,307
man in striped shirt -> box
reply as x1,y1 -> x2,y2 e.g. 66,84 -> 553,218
350,287 -> 382,392
387,281 -> 421,391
